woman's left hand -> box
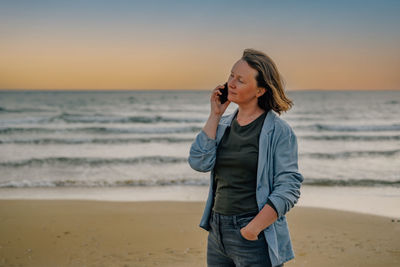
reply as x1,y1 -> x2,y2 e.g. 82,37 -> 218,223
240,227 -> 259,241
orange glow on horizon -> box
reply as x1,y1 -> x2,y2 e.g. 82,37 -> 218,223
1,42 -> 399,91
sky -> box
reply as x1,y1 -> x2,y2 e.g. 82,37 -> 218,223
0,0 -> 399,90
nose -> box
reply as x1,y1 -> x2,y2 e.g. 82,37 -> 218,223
228,79 -> 236,89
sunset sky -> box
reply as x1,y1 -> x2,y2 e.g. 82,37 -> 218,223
1,0 -> 399,90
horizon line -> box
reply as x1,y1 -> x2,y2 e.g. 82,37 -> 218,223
1,88 -> 399,92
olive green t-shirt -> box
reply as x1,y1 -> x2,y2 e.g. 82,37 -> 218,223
212,111 -> 267,215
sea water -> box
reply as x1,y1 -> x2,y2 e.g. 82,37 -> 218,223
0,90 -> 399,217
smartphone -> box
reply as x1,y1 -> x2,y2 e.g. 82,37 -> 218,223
219,82 -> 228,104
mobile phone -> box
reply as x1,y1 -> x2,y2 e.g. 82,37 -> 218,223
219,83 -> 228,104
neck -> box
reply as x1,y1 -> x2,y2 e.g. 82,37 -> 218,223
237,102 -> 264,119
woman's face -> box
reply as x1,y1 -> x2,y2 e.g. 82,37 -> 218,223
227,59 -> 265,105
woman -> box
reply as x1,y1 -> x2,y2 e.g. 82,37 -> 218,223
188,48 -> 303,267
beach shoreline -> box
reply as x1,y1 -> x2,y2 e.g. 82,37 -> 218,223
0,184 -> 399,219
0,199 -> 399,267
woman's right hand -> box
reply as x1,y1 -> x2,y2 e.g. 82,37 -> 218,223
210,84 -> 231,116
202,84 -> 230,140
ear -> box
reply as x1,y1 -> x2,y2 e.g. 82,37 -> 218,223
256,87 -> 266,98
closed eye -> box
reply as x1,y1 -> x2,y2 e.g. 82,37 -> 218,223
230,73 -> 245,83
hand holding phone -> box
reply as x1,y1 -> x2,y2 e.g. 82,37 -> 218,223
219,82 -> 228,104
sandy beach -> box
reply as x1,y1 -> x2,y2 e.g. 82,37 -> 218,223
0,200 -> 399,267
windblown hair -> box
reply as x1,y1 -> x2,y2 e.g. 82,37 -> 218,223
242,48 -> 293,115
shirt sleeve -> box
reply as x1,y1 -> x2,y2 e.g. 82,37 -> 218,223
188,129 -> 218,172
267,128 -> 304,218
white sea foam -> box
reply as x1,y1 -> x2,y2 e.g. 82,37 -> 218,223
0,90 -> 399,213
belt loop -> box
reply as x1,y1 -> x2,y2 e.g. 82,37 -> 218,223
233,215 -> 238,228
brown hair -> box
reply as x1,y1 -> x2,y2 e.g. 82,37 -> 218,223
242,48 -> 293,115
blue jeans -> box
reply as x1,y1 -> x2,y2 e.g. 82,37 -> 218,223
207,210 -> 283,267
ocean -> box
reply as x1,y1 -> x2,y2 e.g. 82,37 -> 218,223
0,90 -> 399,217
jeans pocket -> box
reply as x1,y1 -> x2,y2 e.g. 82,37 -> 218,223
237,227 -> 265,243
237,216 -> 254,228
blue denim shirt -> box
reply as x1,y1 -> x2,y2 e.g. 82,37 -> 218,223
188,108 -> 304,266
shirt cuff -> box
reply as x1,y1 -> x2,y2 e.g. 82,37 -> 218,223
199,129 -> 217,147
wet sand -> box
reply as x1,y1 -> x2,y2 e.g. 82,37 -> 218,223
0,200 -> 399,266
